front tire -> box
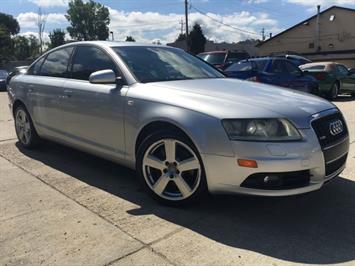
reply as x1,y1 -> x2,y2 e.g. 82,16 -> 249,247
14,105 -> 40,149
136,130 -> 207,206
328,82 -> 339,100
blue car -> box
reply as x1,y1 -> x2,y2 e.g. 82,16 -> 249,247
224,57 -> 319,95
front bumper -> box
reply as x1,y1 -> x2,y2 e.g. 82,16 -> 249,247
202,126 -> 348,196
0,80 -> 6,90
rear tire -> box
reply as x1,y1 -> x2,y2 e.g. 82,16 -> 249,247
328,82 -> 339,100
136,130 -> 207,206
14,105 -> 40,149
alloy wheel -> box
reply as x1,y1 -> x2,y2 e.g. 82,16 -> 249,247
15,109 -> 32,145
142,139 -> 201,201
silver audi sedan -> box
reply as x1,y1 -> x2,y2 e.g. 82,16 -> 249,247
7,41 -> 349,205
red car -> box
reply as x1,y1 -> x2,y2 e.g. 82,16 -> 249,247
197,50 -> 249,70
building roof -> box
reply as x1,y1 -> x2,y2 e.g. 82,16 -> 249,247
257,6 -> 355,47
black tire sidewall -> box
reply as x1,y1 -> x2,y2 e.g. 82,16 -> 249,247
136,130 -> 207,206
14,105 -> 39,149
329,82 -> 339,100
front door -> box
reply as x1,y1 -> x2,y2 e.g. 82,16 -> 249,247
60,45 -> 126,158
336,64 -> 355,92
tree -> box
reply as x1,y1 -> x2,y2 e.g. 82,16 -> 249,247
49,29 -> 65,48
152,40 -> 161,45
125,36 -> 135,42
28,34 -> 40,58
13,36 -> 30,60
65,0 -> 110,41
0,12 -> 20,35
0,26 -> 13,63
175,33 -> 186,42
189,23 -> 206,55
13,35 -> 40,60
0,13 -> 19,63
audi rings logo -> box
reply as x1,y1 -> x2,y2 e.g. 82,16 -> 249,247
329,120 -> 344,136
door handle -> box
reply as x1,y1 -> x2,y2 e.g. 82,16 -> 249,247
28,84 -> 35,93
62,89 -> 73,98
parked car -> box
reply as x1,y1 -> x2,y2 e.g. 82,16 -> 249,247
8,42 -> 349,205
224,57 -> 319,95
275,54 -> 312,66
0,70 -> 8,91
197,50 -> 250,70
300,62 -> 355,99
6,66 -> 29,85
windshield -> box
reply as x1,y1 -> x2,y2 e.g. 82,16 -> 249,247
226,62 -> 252,72
114,46 -> 224,83
198,53 -> 226,65
0,70 -> 8,78
300,65 -> 326,71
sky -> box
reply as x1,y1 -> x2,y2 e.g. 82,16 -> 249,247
1,0 -> 355,44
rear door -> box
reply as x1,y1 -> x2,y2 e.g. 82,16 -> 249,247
26,46 -> 74,135
336,64 -> 355,92
268,59 -> 289,87
60,45 -> 126,158
283,60 -> 310,91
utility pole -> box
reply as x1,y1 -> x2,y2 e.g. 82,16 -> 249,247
110,31 -> 114,41
37,8 -> 47,54
261,28 -> 265,41
184,0 -> 189,51
316,5 -> 321,51
179,18 -> 185,36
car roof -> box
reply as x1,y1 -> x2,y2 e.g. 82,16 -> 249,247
240,57 -> 277,62
57,41 -> 176,49
198,51 -> 227,55
300,62 -> 336,67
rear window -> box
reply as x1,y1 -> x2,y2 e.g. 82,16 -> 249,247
225,62 -> 252,72
199,53 -> 226,65
228,52 -> 249,62
253,60 -> 268,71
301,65 -> 326,71
0,70 -> 8,78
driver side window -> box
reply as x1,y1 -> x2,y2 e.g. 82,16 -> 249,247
336,65 -> 348,76
284,61 -> 301,76
70,46 -> 118,81
271,60 -> 285,74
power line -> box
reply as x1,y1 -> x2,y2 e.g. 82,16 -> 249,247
189,4 -> 259,36
115,19 -> 178,28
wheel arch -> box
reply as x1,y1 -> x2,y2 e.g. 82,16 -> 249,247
135,120 -> 198,158
12,99 -> 27,117
335,79 -> 341,89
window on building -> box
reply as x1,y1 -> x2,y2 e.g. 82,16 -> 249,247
329,15 -> 335,22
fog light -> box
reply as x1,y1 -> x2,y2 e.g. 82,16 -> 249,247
264,175 -> 279,183
237,159 -> 258,168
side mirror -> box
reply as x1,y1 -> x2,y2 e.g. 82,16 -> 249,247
89,69 -> 117,84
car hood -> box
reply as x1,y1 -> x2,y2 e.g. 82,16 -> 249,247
135,78 -> 336,128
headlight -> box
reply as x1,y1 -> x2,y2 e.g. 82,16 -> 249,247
222,118 -> 301,141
